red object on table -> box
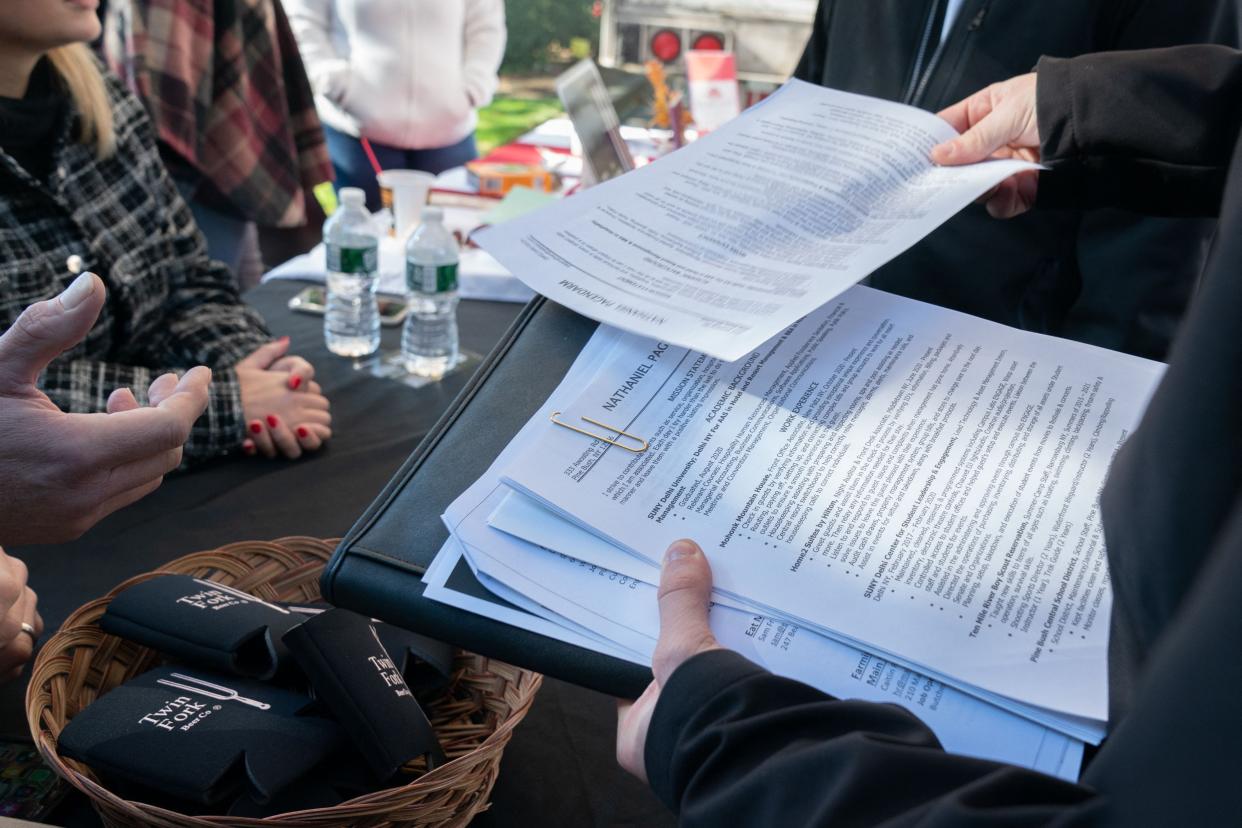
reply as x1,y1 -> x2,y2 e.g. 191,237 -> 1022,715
477,144 -> 546,166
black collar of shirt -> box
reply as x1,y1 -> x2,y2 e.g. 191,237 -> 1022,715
0,59 -> 70,182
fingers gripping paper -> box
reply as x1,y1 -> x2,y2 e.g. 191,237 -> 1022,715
475,79 -> 1040,361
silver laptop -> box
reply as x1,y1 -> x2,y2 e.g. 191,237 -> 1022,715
556,60 -> 636,187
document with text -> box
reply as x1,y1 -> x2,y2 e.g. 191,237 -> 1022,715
475,79 -> 1041,361
461,528 -> 1085,780
503,286 -> 1164,719
434,397 -> 1088,770
485,489 -> 1105,744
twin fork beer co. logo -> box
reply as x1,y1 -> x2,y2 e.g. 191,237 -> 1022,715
176,587 -> 246,611
174,579 -> 293,614
138,695 -> 219,732
367,626 -> 412,698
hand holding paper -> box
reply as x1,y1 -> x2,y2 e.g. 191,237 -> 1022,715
412,81 -> 1165,784
933,73 -> 1042,218
502,289 -> 1164,721
476,79 -> 1042,361
616,539 -> 720,784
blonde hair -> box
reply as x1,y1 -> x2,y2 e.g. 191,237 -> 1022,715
46,44 -> 115,158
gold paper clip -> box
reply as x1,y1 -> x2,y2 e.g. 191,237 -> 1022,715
549,411 -> 649,453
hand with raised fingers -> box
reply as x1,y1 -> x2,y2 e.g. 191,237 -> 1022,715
0,273 -> 211,544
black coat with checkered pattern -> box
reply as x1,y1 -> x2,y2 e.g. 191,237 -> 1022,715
0,71 -> 271,462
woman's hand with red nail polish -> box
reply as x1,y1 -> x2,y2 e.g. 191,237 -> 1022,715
276,356 -> 314,389
248,419 -> 276,458
263,413 -> 303,459
236,340 -> 331,460
253,340 -> 315,397
294,423 -> 331,453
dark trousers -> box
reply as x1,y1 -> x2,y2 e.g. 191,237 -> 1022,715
324,125 -> 478,211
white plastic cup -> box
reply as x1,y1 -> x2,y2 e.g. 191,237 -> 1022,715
377,169 -> 436,238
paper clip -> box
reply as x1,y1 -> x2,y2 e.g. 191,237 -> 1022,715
549,412 -> 649,453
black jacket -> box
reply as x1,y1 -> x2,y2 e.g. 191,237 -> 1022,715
794,0 -> 1231,360
647,45 -> 1242,826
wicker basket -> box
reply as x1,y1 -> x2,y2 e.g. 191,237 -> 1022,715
26,537 -> 542,828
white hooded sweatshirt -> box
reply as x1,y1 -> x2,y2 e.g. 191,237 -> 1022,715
286,0 -> 506,149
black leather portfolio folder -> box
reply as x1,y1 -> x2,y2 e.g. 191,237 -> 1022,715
321,298 -> 653,699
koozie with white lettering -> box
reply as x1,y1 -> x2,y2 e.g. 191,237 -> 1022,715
100,576 -> 306,680
283,602 -> 455,698
57,667 -> 344,804
283,609 -> 445,779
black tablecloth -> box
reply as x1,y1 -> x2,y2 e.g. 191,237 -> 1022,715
4,280 -> 673,827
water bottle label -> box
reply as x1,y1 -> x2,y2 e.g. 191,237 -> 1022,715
407,262 -> 458,294
327,244 -> 377,274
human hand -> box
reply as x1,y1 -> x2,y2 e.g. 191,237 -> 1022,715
236,338 -> 332,460
0,273 -> 212,544
932,72 -> 1041,218
0,549 -> 41,681
617,539 -> 721,782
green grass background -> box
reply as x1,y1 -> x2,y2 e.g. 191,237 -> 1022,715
476,96 -> 564,155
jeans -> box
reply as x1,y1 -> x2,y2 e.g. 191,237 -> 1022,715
324,126 -> 479,211
175,178 -> 248,275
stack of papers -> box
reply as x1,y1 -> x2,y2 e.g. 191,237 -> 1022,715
417,81 -> 1167,782
426,287 -> 1163,782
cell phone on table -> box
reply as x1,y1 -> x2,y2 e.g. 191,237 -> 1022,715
288,286 -> 409,326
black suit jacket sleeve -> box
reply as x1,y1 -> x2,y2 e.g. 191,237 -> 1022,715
644,650 -> 1093,827
646,500 -> 1242,827
1037,45 -> 1242,216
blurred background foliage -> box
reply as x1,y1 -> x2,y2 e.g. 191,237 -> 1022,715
477,0 -> 601,152
501,0 -> 600,73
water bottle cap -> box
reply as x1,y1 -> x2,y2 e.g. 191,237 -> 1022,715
421,206 -> 444,223
340,188 -> 366,209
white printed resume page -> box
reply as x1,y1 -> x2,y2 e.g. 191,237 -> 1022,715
503,286 -> 1164,719
475,79 -> 1041,362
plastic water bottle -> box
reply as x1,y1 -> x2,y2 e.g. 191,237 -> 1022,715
323,187 -> 380,357
402,207 -> 459,379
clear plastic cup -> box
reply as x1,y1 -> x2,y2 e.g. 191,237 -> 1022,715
377,169 -> 436,239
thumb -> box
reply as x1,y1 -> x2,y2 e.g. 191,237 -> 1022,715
932,109 -> 1012,166
238,336 -> 290,370
106,387 -> 140,414
652,539 -> 719,684
0,272 -> 104,391
145,371 -> 181,408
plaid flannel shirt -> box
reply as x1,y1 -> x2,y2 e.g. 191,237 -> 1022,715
0,68 -> 271,462
104,0 -> 334,226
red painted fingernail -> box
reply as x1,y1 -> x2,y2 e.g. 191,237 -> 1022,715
266,414 -> 279,428
242,441 -> 256,456
297,426 -> 309,439
289,375 -> 302,390
249,421 -> 263,434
